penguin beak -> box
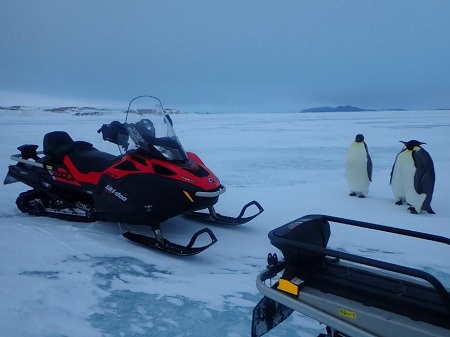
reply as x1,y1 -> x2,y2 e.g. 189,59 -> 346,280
399,141 -> 408,150
399,140 -> 426,150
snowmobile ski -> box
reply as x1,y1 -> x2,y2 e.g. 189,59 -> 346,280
123,227 -> 218,256
185,200 -> 264,225
252,214 -> 450,337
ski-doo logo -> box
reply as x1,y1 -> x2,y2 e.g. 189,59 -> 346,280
181,176 -> 195,183
105,185 -> 128,202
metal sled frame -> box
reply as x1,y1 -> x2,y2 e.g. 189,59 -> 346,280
10,152 -> 45,168
253,215 -> 450,337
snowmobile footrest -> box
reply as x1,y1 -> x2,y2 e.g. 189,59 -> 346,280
122,227 -> 218,256
186,200 -> 264,225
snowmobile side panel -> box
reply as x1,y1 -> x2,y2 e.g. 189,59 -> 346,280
63,156 -> 104,185
93,172 -> 220,226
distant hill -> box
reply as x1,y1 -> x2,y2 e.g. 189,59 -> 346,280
301,105 -> 376,112
0,105 -> 183,115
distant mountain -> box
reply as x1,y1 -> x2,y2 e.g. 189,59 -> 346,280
44,106 -> 112,116
0,105 -> 183,115
301,105 -> 376,112
0,105 -> 23,111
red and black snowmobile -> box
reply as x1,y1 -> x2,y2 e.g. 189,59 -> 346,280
3,95 -> 263,255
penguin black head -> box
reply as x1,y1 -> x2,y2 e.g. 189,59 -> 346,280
400,140 -> 426,151
355,134 -> 364,142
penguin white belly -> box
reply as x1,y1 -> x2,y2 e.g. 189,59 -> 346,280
391,158 -> 405,202
346,145 -> 370,196
395,151 -> 427,213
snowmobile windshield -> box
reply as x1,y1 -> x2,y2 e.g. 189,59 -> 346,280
124,96 -> 188,162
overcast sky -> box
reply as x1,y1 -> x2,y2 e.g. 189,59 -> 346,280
1,1 -> 449,112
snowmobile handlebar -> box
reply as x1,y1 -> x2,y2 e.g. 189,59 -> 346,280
97,121 -> 129,149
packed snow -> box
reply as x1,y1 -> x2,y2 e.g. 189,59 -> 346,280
1,107 -> 449,337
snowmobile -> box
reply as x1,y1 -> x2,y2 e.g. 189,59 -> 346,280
252,214 -> 450,337
3,95 -> 263,256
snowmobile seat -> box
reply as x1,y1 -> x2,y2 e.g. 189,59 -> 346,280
43,131 -> 77,162
67,145 -> 118,174
43,131 -> 117,173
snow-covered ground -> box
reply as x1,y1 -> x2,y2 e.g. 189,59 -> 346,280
1,107 -> 449,337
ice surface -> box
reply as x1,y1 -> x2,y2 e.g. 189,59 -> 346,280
1,108 -> 449,336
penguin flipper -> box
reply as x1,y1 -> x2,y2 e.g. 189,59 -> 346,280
389,150 -> 404,185
367,153 -> 373,182
412,148 -> 435,194
412,148 -> 436,213
363,142 -> 373,182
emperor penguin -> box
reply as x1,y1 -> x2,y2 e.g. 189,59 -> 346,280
345,134 -> 372,198
390,140 -> 435,214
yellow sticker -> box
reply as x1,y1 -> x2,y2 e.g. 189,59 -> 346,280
338,308 -> 357,320
277,279 -> 299,296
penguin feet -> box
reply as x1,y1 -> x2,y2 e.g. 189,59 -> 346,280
395,200 -> 403,205
349,192 -> 366,198
424,207 -> 436,214
408,206 -> 418,214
